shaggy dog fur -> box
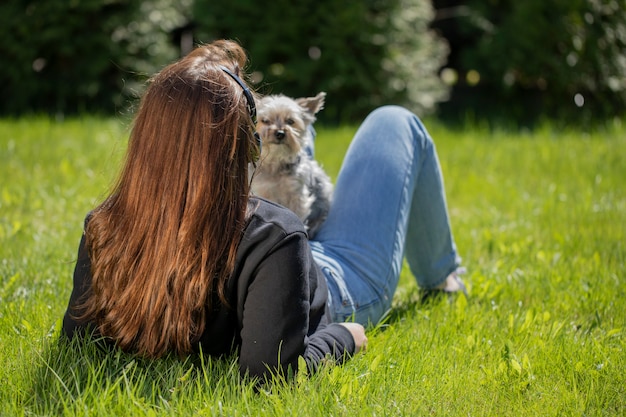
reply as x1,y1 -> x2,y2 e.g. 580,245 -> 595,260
251,92 -> 332,238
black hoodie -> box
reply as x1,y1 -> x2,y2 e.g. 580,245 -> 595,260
62,197 -> 355,380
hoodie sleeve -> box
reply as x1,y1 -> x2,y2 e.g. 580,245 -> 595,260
61,230 -> 94,338
237,230 -> 355,380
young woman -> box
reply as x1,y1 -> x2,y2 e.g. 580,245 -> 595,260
62,40 -> 465,380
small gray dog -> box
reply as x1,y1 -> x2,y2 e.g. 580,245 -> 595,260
251,92 -> 332,238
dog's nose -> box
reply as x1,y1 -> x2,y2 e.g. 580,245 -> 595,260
275,130 -> 286,141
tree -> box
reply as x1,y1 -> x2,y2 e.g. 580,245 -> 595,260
432,0 -> 626,125
0,0 -> 190,116
193,0 -> 449,122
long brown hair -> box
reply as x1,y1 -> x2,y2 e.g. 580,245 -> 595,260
77,40 -> 259,357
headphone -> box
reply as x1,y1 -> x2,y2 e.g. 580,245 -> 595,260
219,66 -> 262,162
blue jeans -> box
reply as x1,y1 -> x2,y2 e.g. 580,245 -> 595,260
309,106 -> 461,325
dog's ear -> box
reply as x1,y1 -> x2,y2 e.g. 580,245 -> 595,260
296,92 -> 326,116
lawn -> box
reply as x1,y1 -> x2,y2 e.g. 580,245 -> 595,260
0,115 -> 624,416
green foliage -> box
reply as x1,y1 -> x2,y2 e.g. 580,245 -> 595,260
1,116 -> 625,415
3,0 -> 448,120
0,0 -> 189,116
193,0 -> 449,123
444,0 -> 626,125
2,0 -> 624,126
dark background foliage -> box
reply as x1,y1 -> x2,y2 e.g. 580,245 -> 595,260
432,0 -> 626,126
1,0 -> 624,126
0,0 -> 188,117
192,0 -> 448,122
0,0 -> 142,115
193,0 -> 392,123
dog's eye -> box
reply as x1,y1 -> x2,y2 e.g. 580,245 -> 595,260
286,118 -> 295,125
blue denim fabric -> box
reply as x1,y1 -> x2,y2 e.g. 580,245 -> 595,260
309,106 -> 461,325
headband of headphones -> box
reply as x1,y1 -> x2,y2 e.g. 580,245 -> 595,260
219,66 -> 257,123
219,66 -> 261,163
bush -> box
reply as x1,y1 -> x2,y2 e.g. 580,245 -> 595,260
0,0 -> 189,116
193,0 -> 449,123
434,0 -> 626,126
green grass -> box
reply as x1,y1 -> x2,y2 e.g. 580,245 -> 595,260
1,115 -> 624,416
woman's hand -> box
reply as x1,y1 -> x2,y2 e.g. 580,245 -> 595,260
339,322 -> 368,353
